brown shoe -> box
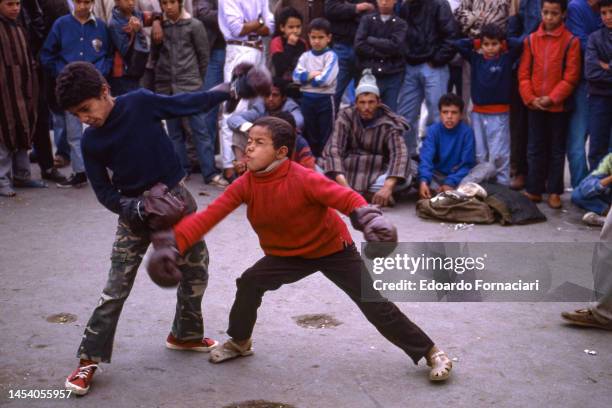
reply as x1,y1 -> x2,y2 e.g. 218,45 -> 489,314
510,174 -> 525,190
523,192 -> 542,203
561,308 -> 612,330
547,194 -> 562,209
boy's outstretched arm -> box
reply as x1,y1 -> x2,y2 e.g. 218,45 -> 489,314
146,88 -> 231,120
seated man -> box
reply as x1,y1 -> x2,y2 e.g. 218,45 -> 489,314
321,71 -> 411,207
228,78 -> 304,174
419,93 -> 496,200
572,153 -> 612,227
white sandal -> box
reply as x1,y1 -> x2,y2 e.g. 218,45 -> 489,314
427,350 -> 452,381
209,339 -> 253,364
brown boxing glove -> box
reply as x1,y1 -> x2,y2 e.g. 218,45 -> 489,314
146,229 -> 182,287
143,183 -> 186,231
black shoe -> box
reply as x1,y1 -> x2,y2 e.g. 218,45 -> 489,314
29,151 -> 38,163
42,168 -> 67,183
57,172 -> 87,188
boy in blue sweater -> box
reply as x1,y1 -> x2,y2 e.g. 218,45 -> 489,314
40,0 -> 113,188
418,93 -> 495,199
453,24 -> 523,186
55,62 -> 230,396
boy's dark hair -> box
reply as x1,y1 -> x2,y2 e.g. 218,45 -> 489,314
308,17 -> 331,35
278,6 -> 303,28
479,23 -> 506,41
541,0 -> 568,12
159,0 -> 184,10
600,0 -> 612,8
56,62 -> 107,111
268,111 -> 297,131
272,77 -> 289,97
438,93 -> 464,113
253,116 -> 296,155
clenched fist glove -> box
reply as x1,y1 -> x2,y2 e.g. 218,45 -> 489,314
119,197 -> 147,232
350,205 -> 398,259
143,183 -> 185,231
350,206 -> 398,242
147,229 -> 182,287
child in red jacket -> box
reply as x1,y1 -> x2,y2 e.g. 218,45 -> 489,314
148,116 -> 453,382
518,0 -> 581,209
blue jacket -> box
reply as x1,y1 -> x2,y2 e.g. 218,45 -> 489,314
566,0 -> 602,52
453,38 -> 523,107
109,7 -> 149,58
419,121 -> 476,187
82,89 -> 229,214
40,13 -> 113,77
585,28 -> 612,96
508,0 -> 541,39
227,97 -> 304,132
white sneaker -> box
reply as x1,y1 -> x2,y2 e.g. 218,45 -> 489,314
582,212 -> 606,227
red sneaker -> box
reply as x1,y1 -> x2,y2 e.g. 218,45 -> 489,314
165,333 -> 218,352
65,362 -> 98,395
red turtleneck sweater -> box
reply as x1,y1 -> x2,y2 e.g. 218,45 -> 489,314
174,160 -> 367,258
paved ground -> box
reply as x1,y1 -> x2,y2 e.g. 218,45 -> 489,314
1,172 -> 610,408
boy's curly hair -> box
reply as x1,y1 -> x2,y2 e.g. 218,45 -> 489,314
253,116 -> 296,156
55,62 -> 107,111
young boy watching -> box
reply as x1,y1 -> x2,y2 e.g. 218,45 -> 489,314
147,116 -> 453,383
56,61 -> 231,396
0,0 -> 47,197
40,0 -> 114,188
270,6 -> 307,86
572,153 -> 612,226
453,23 -> 523,186
108,0 -> 150,95
585,0 -> 612,170
418,93 -> 496,200
292,17 -> 338,157
518,0 -> 581,209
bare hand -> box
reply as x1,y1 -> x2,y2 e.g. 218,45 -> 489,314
419,182 -> 431,200
356,2 -> 375,13
308,71 -> 322,80
152,20 -> 163,44
539,96 -> 553,108
287,33 -> 299,46
129,16 -> 142,32
372,187 -> 394,207
600,61 -> 610,70
440,184 -> 454,192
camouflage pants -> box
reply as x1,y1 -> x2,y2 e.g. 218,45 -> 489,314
77,186 -> 209,363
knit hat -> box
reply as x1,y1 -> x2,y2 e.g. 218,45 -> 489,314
355,69 -> 380,97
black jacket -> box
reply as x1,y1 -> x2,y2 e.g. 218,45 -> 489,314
399,0 -> 457,66
324,0 -> 376,45
585,28 -> 612,97
354,12 -> 407,76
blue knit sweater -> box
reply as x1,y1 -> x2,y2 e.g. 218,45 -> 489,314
419,121 -> 476,187
82,89 -> 229,214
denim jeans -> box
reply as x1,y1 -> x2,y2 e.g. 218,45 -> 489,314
571,174 -> 612,215
0,145 -> 31,188
526,110 -> 568,195
301,93 -> 335,157
588,94 -> 612,171
203,47 -> 225,165
167,112 -> 218,182
471,112 -> 511,185
376,72 -> 404,112
52,111 -> 70,160
65,112 -> 85,173
332,43 -> 359,109
397,63 -> 449,155
567,80 -> 589,187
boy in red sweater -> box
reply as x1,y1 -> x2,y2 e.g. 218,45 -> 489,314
148,116 -> 453,382
518,0 -> 581,209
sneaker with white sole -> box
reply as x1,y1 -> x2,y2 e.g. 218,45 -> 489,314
65,362 -> 98,395
165,333 -> 218,352
208,174 -> 229,188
